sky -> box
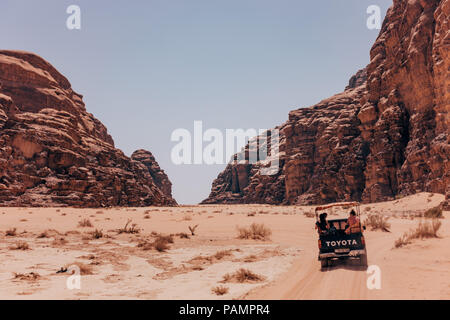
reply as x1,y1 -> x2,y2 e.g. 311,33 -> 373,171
0,0 -> 391,204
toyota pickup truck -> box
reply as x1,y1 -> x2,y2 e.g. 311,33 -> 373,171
315,202 -> 368,269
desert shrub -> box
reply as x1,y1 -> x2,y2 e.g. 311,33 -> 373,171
157,235 -> 174,244
78,219 -> 93,228
394,234 -> 412,248
10,241 -> 30,250
424,206 -> 443,219
364,214 -> 391,232
188,224 -> 199,236
183,214 -> 192,221
411,219 -> 441,239
153,238 -> 170,252
237,223 -> 272,240
212,286 -> 229,296
222,268 -> 264,283
13,272 -> 40,281
5,228 -> 17,236
394,219 -> 441,248
117,219 -> 140,234
90,229 -> 103,239
37,231 -> 49,238
176,232 -> 190,239
66,262 -> 94,275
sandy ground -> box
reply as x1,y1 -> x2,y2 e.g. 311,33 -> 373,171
0,192 -> 448,300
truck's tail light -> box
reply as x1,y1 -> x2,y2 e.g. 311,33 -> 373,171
361,236 -> 365,246
318,240 -> 322,249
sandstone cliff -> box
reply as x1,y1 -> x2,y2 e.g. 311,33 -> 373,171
203,0 -> 449,206
0,50 -> 176,207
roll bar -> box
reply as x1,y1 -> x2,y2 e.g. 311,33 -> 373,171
314,202 -> 361,222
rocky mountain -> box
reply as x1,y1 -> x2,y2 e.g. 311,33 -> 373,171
0,50 -> 176,207
203,0 -> 449,207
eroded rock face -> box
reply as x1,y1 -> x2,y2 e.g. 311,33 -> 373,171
0,50 -> 176,207
203,0 -> 449,206
131,149 -> 173,199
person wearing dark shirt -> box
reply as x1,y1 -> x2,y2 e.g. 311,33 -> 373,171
315,213 -> 329,234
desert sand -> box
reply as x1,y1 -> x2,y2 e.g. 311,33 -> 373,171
0,192 -> 448,300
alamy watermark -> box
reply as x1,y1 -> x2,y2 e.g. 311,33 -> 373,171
66,5 -> 81,30
170,121 -> 280,175
367,5 -> 381,30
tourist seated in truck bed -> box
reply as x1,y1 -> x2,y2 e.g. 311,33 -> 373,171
345,210 -> 361,234
315,213 -> 329,234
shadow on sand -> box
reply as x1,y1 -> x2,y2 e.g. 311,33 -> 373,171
321,259 -> 368,272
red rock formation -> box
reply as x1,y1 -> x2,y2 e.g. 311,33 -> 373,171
131,149 -> 173,199
203,0 -> 449,206
0,50 -> 176,207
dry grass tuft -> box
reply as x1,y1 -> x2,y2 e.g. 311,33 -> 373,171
5,228 -> 17,237
188,224 -> 199,236
237,223 -> 272,240
176,232 -> 190,239
222,268 -> 265,283
65,262 -> 94,275
138,235 -> 173,252
394,219 -> 442,248
90,229 -> 103,239
78,219 -> 93,228
424,205 -> 443,219
212,285 -> 229,296
13,272 -> 40,281
117,219 -> 140,234
10,241 -> 30,250
364,214 -> 391,232
153,238 -> 170,252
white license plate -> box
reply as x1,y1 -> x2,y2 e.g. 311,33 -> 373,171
335,249 -> 350,253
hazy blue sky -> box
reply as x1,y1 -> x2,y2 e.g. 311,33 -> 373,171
1,0 -> 391,204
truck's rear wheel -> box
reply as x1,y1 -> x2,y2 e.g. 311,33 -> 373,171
320,259 -> 328,269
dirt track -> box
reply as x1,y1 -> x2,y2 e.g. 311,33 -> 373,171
244,212 -> 450,300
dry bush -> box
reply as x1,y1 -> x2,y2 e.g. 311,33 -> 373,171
394,234 -> 412,248
143,215 -> 151,219
190,250 -> 234,265
247,212 -> 256,217
411,219 -> 442,239
37,231 -> 49,238
183,214 -> 192,221
212,286 -> 229,296
157,234 -> 174,244
13,272 -> 40,281
188,224 -> 199,236
90,229 -> 103,239
52,237 -> 68,245
237,223 -> 272,240
153,238 -> 170,252
394,219 -> 442,248
214,250 -> 233,260
5,228 -> 17,237
222,268 -> 264,283
364,214 -> 391,232
364,206 -> 371,212
10,241 -> 30,250
66,262 -> 94,275
176,232 -> 190,239
117,219 -> 140,234
138,235 -> 173,252
424,206 -> 443,219
78,219 -> 93,228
